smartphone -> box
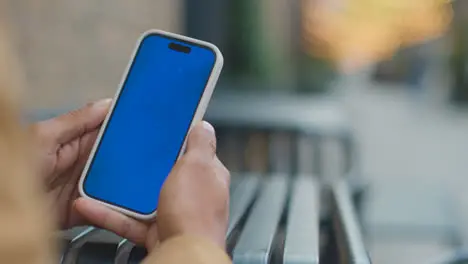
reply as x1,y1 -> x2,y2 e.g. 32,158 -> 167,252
78,30 -> 223,220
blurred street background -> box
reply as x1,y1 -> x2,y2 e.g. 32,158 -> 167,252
3,0 -> 468,263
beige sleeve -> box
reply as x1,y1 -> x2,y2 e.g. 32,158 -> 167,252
143,236 -> 232,264
0,19 -> 56,264
0,86 -> 56,264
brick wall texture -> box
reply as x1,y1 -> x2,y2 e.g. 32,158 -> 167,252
4,0 -> 183,110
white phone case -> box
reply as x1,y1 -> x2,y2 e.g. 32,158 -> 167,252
78,29 -> 224,220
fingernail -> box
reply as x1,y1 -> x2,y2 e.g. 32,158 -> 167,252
94,98 -> 112,109
202,121 -> 215,135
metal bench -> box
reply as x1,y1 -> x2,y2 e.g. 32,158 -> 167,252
58,176 -> 369,264
207,92 -> 367,225
29,92 -> 371,263
207,92 -> 358,178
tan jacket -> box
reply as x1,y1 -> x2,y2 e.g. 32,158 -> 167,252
0,21 -> 231,264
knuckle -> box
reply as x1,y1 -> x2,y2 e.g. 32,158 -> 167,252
119,219 -> 132,238
67,108 -> 85,121
221,166 -> 230,180
194,159 -> 213,173
185,153 -> 210,168
208,138 -> 217,154
220,169 -> 231,188
65,109 -> 80,119
183,154 -> 217,178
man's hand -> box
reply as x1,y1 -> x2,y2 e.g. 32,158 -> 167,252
31,99 -> 112,229
157,121 -> 230,248
75,121 -> 230,251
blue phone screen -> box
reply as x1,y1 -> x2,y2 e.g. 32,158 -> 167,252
83,33 -> 217,215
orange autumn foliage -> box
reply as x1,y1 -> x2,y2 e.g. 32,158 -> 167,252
303,0 -> 453,71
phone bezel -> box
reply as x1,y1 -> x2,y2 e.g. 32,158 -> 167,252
78,29 -> 224,220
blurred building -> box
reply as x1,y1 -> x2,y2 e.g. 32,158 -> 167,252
450,0 -> 468,104
5,0 -> 183,109
4,0 -> 340,111
185,0 -> 302,92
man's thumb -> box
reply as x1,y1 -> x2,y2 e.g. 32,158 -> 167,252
49,98 -> 112,144
185,121 -> 217,159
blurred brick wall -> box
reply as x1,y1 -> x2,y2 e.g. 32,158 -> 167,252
5,0 -> 183,110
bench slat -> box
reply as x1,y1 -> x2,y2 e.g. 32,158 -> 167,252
76,243 -> 116,264
332,180 -> 371,264
228,175 -> 261,236
128,247 -> 148,264
232,176 -> 288,264
114,240 -> 134,264
283,177 -> 320,264
268,132 -> 294,173
72,230 -> 123,264
61,227 -> 100,264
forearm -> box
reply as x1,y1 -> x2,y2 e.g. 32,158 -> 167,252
0,54 -> 55,264
142,235 -> 231,264
0,123 -> 56,264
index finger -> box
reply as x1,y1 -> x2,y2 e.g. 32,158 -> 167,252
74,198 -> 151,246
46,99 -> 111,144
